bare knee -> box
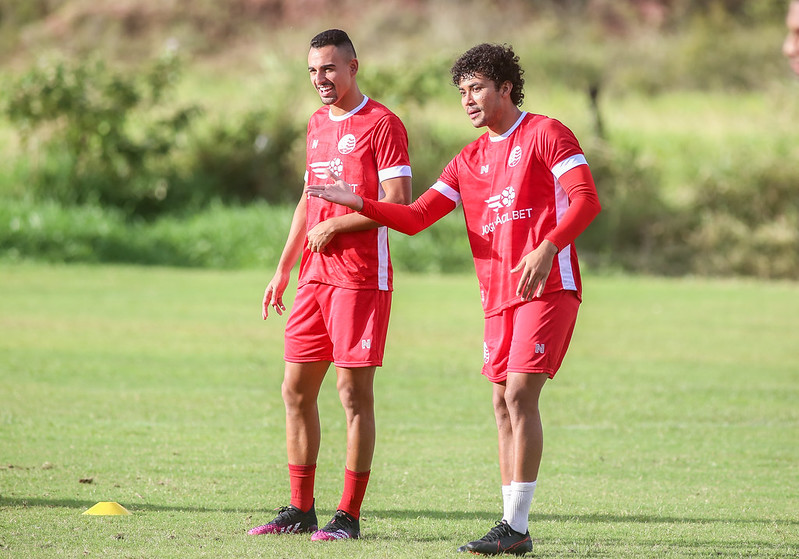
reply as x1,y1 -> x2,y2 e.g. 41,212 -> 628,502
282,362 -> 327,413
503,373 -> 546,421
281,379 -> 309,410
336,367 -> 375,417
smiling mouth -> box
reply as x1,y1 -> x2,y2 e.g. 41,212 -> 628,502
318,85 -> 335,96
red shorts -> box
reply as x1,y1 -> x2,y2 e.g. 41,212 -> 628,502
284,282 -> 392,368
482,290 -> 580,383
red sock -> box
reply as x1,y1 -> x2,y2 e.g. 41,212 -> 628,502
288,463 -> 316,512
337,468 -> 371,519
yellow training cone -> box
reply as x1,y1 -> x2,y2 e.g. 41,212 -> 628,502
82,502 -> 132,515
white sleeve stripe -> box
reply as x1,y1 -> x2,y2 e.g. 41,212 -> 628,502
551,154 -> 588,179
431,181 -> 462,205
378,165 -> 412,182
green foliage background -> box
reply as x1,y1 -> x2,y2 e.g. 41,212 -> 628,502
0,0 -> 798,278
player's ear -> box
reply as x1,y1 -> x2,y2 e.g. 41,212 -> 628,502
501,80 -> 512,98
350,57 -> 359,76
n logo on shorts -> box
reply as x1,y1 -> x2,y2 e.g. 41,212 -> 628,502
535,343 -> 545,354
361,339 -> 371,349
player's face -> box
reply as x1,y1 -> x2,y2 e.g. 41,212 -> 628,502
785,2 -> 799,75
458,74 -> 509,130
308,45 -> 356,106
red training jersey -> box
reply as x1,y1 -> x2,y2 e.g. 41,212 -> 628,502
299,96 -> 411,291
438,112 -> 589,316
359,112 -> 599,317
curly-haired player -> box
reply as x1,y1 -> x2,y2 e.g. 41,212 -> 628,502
308,43 -> 601,555
450,42 -> 526,107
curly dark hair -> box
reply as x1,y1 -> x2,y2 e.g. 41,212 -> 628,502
450,43 -> 525,107
310,29 -> 357,59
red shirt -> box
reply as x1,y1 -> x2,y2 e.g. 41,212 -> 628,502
438,112 -> 587,315
359,112 -> 600,317
299,96 -> 411,291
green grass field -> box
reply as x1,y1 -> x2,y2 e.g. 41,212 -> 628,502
1,264 -> 797,558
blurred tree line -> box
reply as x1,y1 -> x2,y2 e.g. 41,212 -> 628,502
0,0 -> 791,57
1,0 -> 796,277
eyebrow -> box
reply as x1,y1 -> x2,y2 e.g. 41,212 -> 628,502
309,63 -> 336,71
459,78 -> 483,89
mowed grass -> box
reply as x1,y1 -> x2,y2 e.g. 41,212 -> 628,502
0,264 -> 797,558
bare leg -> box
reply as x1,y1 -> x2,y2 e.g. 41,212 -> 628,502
282,361 -> 330,465
492,381 -> 514,485
335,366 -> 377,471
503,372 -> 548,482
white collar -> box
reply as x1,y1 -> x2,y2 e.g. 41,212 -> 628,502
489,111 -> 527,142
329,95 -> 369,121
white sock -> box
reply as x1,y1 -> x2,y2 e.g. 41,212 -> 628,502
501,484 -> 512,523
506,480 -> 536,534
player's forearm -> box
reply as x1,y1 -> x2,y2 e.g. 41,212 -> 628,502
274,198 -> 307,273
323,211 -> 382,234
544,195 -> 601,251
359,188 -> 455,236
544,166 -> 601,250
320,186 -> 410,233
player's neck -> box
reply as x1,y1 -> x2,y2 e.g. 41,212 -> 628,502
330,87 -> 365,117
487,106 -> 524,137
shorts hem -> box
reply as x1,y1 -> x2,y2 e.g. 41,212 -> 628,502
334,360 -> 383,368
483,367 -> 555,383
285,355 -> 333,364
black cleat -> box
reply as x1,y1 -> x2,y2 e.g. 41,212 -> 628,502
457,520 -> 532,555
311,510 -> 361,540
247,503 -> 318,535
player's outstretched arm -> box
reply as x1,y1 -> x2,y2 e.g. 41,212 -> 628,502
308,170 -> 456,236
304,172 -> 412,252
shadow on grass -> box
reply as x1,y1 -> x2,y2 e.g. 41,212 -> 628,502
374,509 -> 799,527
2,497 -> 797,528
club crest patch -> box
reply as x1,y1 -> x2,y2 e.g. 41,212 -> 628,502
338,134 -> 356,154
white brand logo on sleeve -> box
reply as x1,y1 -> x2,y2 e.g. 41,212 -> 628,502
338,134 -> 356,154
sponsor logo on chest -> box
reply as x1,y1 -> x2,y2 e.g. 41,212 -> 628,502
479,144 -> 534,235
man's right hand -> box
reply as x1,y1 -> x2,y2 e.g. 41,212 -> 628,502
262,273 -> 289,319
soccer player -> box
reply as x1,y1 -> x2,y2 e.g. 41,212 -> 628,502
785,0 -> 799,75
308,43 -> 601,555
248,29 -> 412,541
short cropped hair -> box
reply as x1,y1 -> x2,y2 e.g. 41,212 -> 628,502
310,29 -> 357,59
451,43 -> 525,107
